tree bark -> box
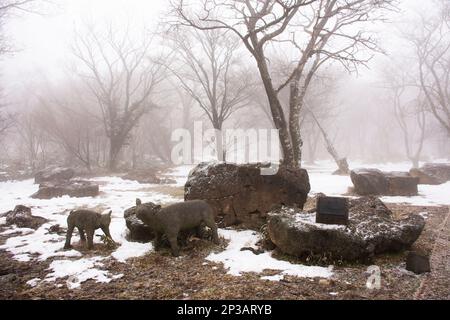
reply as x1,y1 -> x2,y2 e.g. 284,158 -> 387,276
309,108 -> 349,175
289,82 -> 304,166
255,51 -> 295,166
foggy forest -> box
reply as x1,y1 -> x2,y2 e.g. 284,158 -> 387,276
0,0 -> 449,302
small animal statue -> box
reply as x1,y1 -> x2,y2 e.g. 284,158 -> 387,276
135,199 -> 219,256
64,209 -> 113,250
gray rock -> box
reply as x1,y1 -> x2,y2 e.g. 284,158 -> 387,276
5,205 -> 47,229
268,197 -> 425,263
350,169 -> 389,196
185,162 -> 310,229
31,180 -> 99,199
34,167 -> 75,184
351,169 -> 419,196
421,163 -> 450,181
406,251 -> 431,274
385,172 -> 419,196
410,163 -> 450,185
122,170 -> 177,185
409,168 -> 443,185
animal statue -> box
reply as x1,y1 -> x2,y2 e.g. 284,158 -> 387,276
135,199 -> 219,256
64,209 -> 113,250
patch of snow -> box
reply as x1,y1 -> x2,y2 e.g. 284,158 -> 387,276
163,165 -> 195,187
261,274 -> 284,282
207,229 -> 333,281
293,211 -> 347,231
26,278 -> 41,287
111,241 -> 153,263
0,227 -> 35,235
164,165 -> 195,177
45,257 -> 122,290
308,172 -> 353,196
0,223 -> 83,261
0,217 -> 6,225
419,212 -> 429,219
381,182 -> 450,207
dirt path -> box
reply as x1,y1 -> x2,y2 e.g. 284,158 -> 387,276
415,206 -> 450,300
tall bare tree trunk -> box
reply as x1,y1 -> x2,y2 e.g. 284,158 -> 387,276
289,82 -> 304,165
256,53 -> 295,166
309,108 -> 349,175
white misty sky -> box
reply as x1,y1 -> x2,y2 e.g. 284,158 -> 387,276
1,0 -> 166,90
0,0 -> 429,95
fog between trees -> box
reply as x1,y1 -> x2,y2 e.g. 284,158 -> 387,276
0,0 -> 449,174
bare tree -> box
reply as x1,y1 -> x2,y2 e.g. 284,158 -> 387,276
406,0 -> 450,137
304,121 -> 321,165
382,66 -> 427,168
166,27 -> 251,160
41,107 -> 91,170
395,95 -> 427,169
15,108 -> 49,171
0,0 -> 42,139
171,0 -> 394,167
0,103 -> 13,137
0,0 -> 42,54
71,23 -> 165,171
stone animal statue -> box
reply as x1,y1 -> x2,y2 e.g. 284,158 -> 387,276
64,209 -> 114,250
135,199 -> 219,256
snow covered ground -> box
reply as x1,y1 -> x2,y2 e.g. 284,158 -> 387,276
0,160 -> 449,289
206,229 -> 333,280
306,160 -> 450,206
0,176 -> 176,289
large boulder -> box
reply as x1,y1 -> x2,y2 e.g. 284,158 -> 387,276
385,172 -> 419,196
351,169 -> 419,196
34,167 -> 75,184
410,163 -> 450,185
4,205 -> 47,229
124,201 -> 160,242
268,197 -> 425,263
185,162 -> 311,229
31,180 -> 99,199
350,169 -> 388,195
122,170 -> 177,185
409,168 -> 443,185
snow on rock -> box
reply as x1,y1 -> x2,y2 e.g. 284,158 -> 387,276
267,199 -> 425,262
294,212 -> 347,231
206,229 -> 333,281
